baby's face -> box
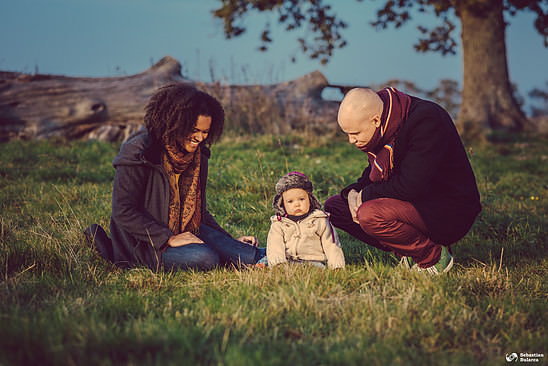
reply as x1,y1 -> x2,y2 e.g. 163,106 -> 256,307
282,188 -> 310,216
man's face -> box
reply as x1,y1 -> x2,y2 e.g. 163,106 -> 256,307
282,188 -> 311,216
337,88 -> 383,149
338,114 -> 379,149
178,115 -> 211,153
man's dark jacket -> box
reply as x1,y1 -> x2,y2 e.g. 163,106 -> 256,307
109,129 -> 227,270
342,96 -> 482,245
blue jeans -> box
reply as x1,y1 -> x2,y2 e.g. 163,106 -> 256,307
161,225 -> 262,271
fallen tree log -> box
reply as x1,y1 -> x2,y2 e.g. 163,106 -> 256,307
0,56 -> 345,142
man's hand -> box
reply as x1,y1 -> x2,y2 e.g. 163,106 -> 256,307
347,189 -> 363,224
167,232 -> 204,247
238,236 -> 259,247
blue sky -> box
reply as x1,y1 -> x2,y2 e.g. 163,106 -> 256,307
1,0 -> 546,110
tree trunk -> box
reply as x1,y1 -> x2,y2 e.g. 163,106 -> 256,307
0,57 -> 184,142
0,56 -> 341,142
457,0 -> 527,139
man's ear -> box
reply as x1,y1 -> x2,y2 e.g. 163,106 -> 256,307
372,115 -> 381,128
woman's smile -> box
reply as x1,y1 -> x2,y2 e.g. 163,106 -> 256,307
182,115 -> 211,152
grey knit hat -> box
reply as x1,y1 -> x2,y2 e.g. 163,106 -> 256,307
273,171 -> 322,216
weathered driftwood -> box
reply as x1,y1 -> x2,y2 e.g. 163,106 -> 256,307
0,56 -> 344,142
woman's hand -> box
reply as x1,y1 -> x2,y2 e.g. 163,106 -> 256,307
238,236 -> 259,247
167,232 -> 204,247
347,189 -> 363,224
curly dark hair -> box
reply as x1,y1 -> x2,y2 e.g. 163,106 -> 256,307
144,83 -> 224,148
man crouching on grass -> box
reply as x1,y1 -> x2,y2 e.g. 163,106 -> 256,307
324,87 -> 481,274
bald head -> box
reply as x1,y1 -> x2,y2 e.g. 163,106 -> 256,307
337,88 -> 384,149
338,88 -> 383,126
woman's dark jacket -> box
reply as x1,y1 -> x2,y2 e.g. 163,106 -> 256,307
109,129 -> 228,270
342,96 -> 482,245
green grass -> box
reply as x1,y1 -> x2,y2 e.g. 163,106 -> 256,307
1,134 -> 547,366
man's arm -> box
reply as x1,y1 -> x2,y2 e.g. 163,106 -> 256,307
363,111 -> 451,202
341,165 -> 372,199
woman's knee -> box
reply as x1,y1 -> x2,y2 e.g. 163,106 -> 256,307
192,246 -> 221,270
162,244 -> 220,271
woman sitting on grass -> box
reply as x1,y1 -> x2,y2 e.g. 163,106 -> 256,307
85,83 -> 266,271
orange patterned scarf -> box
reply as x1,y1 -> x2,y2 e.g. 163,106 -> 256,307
162,144 -> 202,235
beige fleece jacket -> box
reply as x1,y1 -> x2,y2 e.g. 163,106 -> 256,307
266,209 -> 345,269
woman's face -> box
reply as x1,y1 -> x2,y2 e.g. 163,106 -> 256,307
180,115 -> 211,153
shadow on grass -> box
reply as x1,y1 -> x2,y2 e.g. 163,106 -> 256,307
338,232 -> 397,267
455,208 -> 547,268
338,211 -> 547,270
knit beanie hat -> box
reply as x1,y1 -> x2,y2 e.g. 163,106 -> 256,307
273,171 -> 322,216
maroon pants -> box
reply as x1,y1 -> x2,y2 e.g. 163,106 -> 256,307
324,195 -> 442,267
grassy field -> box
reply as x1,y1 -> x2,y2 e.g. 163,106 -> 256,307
0,133 -> 547,365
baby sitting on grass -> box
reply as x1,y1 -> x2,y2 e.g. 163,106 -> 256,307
261,171 -> 345,269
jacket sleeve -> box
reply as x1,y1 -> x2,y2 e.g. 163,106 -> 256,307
266,221 -> 289,266
111,165 -> 173,250
319,218 -> 345,269
341,165 -> 372,200
202,210 -> 232,237
363,111 -> 450,202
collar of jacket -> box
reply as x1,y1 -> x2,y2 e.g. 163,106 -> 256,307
271,209 -> 327,224
112,128 -> 211,168
142,135 -> 211,166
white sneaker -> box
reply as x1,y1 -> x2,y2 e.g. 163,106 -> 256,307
413,247 -> 453,275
